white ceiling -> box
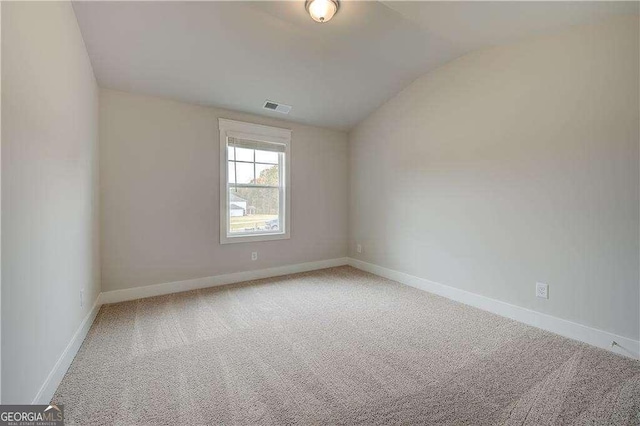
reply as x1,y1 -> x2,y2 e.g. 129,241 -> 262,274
73,1 -> 638,131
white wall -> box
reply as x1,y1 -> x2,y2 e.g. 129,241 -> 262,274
1,2 -> 100,403
349,17 -> 639,341
99,89 -> 348,292
0,2 -> 4,404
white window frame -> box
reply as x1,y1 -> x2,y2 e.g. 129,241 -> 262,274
219,118 -> 291,244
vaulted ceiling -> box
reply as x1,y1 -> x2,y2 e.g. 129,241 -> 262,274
73,1 -> 638,130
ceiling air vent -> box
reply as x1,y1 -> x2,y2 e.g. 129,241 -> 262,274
263,100 -> 292,115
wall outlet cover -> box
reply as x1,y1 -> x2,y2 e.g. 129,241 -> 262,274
251,252 -> 258,261
536,282 -> 549,299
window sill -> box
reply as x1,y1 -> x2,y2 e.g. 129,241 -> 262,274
220,232 -> 290,245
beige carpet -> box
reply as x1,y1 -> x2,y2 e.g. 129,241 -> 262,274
53,266 -> 640,425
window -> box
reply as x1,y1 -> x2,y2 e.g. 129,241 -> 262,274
219,118 -> 291,244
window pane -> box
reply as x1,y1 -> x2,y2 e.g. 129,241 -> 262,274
255,150 -> 278,164
227,146 -> 235,161
255,164 -> 279,186
228,161 -> 236,184
235,162 -> 254,184
229,187 -> 280,234
235,147 -> 254,162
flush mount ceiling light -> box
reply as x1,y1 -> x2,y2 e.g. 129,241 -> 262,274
305,0 -> 339,23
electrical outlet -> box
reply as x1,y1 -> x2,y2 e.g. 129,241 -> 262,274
356,244 -> 362,254
251,252 -> 258,261
536,282 -> 549,299
80,289 -> 84,308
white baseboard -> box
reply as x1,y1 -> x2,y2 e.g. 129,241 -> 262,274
32,297 -> 102,404
34,255 -> 636,405
100,257 -> 350,305
348,258 -> 640,360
